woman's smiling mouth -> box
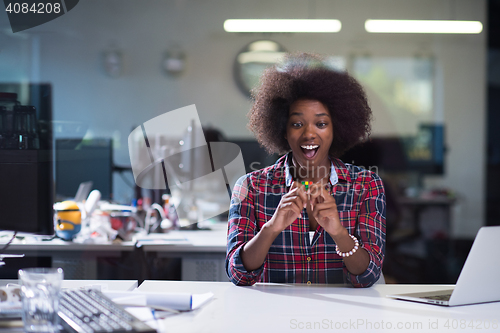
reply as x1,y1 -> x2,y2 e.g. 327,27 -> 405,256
301,144 -> 319,159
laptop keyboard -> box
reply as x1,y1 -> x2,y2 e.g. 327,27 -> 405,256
59,289 -> 156,333
422,294 -> 452,301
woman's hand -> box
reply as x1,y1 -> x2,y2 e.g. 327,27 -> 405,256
241,181 -> 307,272
267,181 -> 307,234
308,182 -> 343,236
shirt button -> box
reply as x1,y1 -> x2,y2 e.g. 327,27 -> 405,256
307,281 -> 311,285
307,257 -> 311,262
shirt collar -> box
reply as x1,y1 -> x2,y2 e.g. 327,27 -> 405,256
284,153 -> 339,187
331,157 -> 352,183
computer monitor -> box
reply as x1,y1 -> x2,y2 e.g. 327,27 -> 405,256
229,139 -> 279,174
340,137 -> 408,173
0,83 -> 54,235
340,124 -> 445,176
403,124 -> 445,175
55,138 -> 113,200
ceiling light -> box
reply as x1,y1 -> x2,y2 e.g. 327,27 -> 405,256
224,19 -> 341,33
365,20 -> 483,34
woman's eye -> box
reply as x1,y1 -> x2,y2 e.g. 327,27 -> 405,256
317,122 -> 327,128
292,123 -> 302,128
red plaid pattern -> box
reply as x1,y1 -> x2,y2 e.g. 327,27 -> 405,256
226,153 -> 386,287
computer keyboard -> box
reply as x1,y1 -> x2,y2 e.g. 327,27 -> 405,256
58,289 -> 157,333
422,294 -> 452,301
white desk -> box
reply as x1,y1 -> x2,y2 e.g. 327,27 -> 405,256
138,281 -> 500,333
2,240 -> 136,280
1,226 -> 228,281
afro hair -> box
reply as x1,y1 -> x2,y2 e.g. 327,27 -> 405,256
248,52 -> 372,158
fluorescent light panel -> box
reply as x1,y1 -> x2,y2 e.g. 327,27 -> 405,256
224,19 -> 341,33
365,20 -> 483,34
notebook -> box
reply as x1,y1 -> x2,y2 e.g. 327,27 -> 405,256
74,181 -> 93,202
387,226 -> 500,306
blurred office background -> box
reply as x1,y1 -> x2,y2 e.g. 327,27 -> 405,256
0,0 -> 498,283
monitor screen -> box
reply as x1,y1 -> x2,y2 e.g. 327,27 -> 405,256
340,137 -> 408,173
55,138 -> 113,200
0,83 -> 53,235
340,124 -> 445,175
229,139 -> 279,174
403,124 -> 445,175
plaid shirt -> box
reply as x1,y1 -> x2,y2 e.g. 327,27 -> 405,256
226,153 -> 386,287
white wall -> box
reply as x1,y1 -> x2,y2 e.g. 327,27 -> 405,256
0,0 -> 486,237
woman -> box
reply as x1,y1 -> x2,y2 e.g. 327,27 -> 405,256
226,53 -> 385,287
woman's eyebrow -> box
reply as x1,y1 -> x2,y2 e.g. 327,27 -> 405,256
289,112 -> 330,117
315,113 -> 330,117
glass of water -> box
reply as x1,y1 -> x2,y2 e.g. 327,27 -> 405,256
18,267 -> 64,333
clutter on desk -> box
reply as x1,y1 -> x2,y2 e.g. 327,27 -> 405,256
404,186 -> 457,200
53,189 -> 101,241
162,194 -> 178,228
0,285 -> 21,303
145,203 -> 173,233
54,201 -> 82,241
0,285 -> 22,320
0,286 -> 22,323
50,177 -> 228,246
52,198 -> 173,244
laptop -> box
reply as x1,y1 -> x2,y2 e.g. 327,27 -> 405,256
388,226 -> 500,306
74,181 -> 93,202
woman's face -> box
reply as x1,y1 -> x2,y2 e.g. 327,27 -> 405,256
285,99 -> 333,171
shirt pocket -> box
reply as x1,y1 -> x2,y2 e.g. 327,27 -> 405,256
337,209 -> 358,233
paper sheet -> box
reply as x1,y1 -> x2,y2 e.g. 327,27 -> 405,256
104,291 -> 214,311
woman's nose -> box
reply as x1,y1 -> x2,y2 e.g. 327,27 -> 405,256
302,124 -> 316,138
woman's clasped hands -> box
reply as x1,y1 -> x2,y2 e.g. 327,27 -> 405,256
269,181 -> 342,236
307,182 -> 343,236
